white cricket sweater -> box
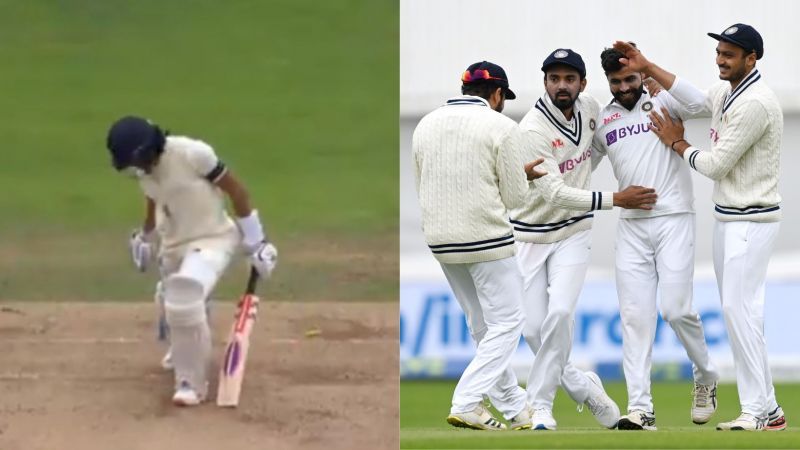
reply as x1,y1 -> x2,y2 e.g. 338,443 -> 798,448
412,95 -> 530,264
671,69 -> 783,222
512,94 -> 612,244
137,136 -> 237,250
593,78 -> 710,219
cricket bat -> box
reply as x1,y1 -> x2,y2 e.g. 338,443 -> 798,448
216,266 -> 260,407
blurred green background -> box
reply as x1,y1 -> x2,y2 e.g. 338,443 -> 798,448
0,0 -> 398,301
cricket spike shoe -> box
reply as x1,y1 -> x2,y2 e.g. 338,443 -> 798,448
716,412 -> 764,431
531,408 -> 557,431
172,380 -> 207,407
691,381 -> 717,424
581,372 -> 621,429
509,405 -> 533,430
766,406 -> 787,431
446,404 -> 507,431
618,410 -> 657,431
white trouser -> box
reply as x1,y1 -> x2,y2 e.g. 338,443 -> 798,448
616,213 -> 718,412
517,230 -> 594,410
441,257 -> 528,420
160,232 -> 239,392
713,220 -> 780,417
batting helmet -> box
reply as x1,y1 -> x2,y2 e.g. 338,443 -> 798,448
106,116 -> 167,171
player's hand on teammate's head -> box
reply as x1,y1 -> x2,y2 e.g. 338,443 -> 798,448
524,158 -> 547,180
612,41 -> 650,72
648,107 -> 685,147
614,185 -> 658,210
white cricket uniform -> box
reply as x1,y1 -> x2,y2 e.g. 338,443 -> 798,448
592,80 -> 719,413
513,94 -> 612,410
671,69 -> 783,418
139,135 -> 241,275
137,135 -> 241,392
412,95 -> 529,419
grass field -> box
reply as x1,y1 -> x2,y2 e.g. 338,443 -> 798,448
0,0 -> 397,302
401,380 -> 800,449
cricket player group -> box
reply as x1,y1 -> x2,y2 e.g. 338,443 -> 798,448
412,23 -> 787,431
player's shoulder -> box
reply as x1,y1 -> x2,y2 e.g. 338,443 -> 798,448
519,104 -> 548,131
749,80 -> 781,110
578,94 -> 601,116
165,135 -> 215,156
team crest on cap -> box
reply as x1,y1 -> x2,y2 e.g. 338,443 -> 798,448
554,50 -> 569,58
589,118 -> 596,130
724,26 -> 738,35
642,101 -> 653,112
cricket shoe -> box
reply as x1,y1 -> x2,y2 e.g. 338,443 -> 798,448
446,404 -> 506,431
531,408 -> 557,430
509,405 -> 533,430
578,372 -> 620,429
691,381 -> 717,424
618,410 -> 657,431
172,380 -> 207,407
766,406 -> 787,431
160,348 -> 174,371
716,412 -> 764,431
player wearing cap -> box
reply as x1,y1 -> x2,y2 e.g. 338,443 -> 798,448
513,49 -> 658,431
592,45 -> 720,431
412,61 -> 546,431
613,23 -> 786,431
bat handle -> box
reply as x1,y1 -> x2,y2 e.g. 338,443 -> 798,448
245,265 -> 259,295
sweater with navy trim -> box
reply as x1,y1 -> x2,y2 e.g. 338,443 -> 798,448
512,94 -> 612,244
412,95 -> 530,264
671,69 -> 782,222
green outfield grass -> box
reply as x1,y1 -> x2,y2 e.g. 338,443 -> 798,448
401,380 -> 800,449
0,0 -> 397,301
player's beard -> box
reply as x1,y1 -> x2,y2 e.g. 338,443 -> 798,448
718,63 -> 747,84
613,83 -> 645,110
550,90 -> 579,111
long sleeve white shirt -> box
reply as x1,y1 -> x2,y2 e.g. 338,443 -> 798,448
512,94 -> 612,244
671,69 -> 783,222
412,95 -> 530,264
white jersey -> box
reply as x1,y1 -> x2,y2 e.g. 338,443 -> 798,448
592,78 -> 710,219
512,94 -> 612,244
671,69 -> 783,222
412,95 -> 530,264
138,136 -> 238,249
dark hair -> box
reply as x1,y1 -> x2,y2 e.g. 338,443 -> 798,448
600,42 -> 637,75
462,82 -> 501,100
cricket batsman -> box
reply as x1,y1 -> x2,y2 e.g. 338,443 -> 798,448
106,116 -> 278,406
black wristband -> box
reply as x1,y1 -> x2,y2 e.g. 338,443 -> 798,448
671,139 -> 687,151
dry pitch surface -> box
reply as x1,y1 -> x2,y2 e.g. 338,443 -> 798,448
0,302 -> 398,450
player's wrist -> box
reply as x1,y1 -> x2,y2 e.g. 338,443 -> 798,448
671,139 -> 690,156
236,210 -> 266,250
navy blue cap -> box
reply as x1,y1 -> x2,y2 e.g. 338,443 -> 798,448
708,23 -> 763,59
541,48 -> 586,78
462,61 -> 516,100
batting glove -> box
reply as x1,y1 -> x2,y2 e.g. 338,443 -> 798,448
129,229 -> 155,272
250,241 -> 278,278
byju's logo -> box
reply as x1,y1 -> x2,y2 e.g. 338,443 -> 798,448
606,130 -> 618,146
